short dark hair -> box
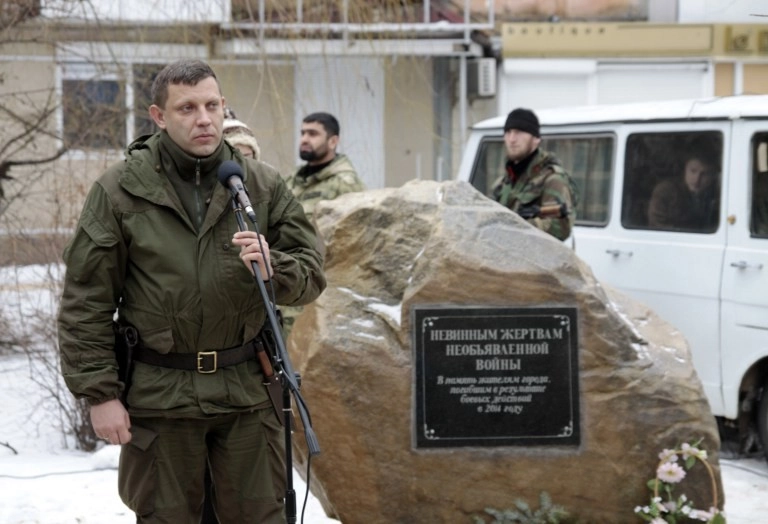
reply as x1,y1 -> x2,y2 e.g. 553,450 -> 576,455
151,59 -> 220,109
303,112 -> 340,137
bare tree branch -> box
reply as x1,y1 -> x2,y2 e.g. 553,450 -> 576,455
0,441 -> 19,455
0,0 -> 40,32
0,146 -> 68,181
0,89 -> 61,160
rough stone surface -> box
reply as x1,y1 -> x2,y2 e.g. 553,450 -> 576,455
289,180 -> 723,524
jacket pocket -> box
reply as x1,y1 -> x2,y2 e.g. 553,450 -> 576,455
118,424 -> 158,516
139,324 -> 175,354
63,208 -> 119,283
121,308 -> 176,353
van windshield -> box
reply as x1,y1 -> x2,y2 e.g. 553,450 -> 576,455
468,134 -> 614,225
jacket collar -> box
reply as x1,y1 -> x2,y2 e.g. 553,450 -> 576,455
157,131 -> 224,182
119,132 -> 244,235
294,153 -> 349,186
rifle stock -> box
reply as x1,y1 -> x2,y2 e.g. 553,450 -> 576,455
256,336 -> 295,428
517,202 -> 569,219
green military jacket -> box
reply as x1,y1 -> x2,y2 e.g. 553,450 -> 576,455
285,153 -> 366,222
58,132 -> 326,418
492,149 -> 578,241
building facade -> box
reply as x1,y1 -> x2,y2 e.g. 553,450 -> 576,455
1,0 -> 766,238
0,0 -> 495,237
498,22 -> 768,111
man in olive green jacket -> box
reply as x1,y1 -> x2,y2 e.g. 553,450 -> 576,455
58,60 -> 325,524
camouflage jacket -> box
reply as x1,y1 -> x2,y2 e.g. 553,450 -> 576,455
281,153 -> 365,338
286,153 -> 366,222
491,149 -> 578,241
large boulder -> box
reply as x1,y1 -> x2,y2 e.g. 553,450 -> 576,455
288,180 -> 722,523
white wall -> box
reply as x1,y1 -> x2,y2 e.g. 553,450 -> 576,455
678,0 -> 768,22
596,62 -> 712,103
294,57 -> 385,189
500,59 -> 596,110
42,0 -> 229,23
499,59 -> 712,112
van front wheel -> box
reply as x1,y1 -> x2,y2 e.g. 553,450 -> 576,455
757,385 -> 768,461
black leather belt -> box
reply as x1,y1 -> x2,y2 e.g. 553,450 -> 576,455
132,338 -> 263,374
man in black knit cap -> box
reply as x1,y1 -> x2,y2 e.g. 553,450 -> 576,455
491,107 -> 578,241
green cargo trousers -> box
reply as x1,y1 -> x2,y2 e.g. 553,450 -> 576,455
118,408 -> 286,523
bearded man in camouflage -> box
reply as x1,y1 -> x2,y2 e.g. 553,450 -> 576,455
491,108 -> 577,241
282,112 -> 366,337
286,112 -> 366,222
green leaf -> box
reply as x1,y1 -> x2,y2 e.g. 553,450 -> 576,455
513,499 -> 531,513
710,513 -> 727,524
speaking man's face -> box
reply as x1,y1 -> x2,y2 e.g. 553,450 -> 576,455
150,76 -> 225,158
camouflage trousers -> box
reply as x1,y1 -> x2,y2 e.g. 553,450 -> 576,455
118,408 -> 286,524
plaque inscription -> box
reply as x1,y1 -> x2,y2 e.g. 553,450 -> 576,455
413,306 -> 579,448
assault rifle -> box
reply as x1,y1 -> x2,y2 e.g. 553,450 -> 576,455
517,201 -> 569,220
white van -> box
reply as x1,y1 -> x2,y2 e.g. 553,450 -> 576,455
457,95 -> 768,455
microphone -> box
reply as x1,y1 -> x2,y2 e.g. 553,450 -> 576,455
217,160 -> 256,222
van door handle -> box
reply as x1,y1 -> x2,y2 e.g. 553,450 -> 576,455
730,261 -> 764,270
605,249 -> 633,258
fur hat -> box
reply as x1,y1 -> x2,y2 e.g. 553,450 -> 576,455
222,110 -> 261,160
503,108 -> 540,137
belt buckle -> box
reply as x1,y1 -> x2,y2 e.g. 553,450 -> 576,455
197,351 -> 218,373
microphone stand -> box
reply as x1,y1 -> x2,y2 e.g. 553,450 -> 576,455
228,197 -> 320,524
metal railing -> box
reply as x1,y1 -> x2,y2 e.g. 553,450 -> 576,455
224,0 -> 495,45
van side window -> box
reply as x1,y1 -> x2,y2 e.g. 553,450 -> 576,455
468,135 -> 613,225
622,131 -> 723,233
752,134 -> 768,238
470,139 -> 507,198
541,135 -> 613,226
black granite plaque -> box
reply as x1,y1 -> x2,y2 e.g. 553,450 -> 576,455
413,306 -> 579,448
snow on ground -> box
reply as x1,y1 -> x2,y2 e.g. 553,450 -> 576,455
0,351 -> 338,524
1,265 -> 767,523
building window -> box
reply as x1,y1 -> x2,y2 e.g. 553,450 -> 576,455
622,131 -> 722,233
132,63 -> 162,138
60,62 -> 163,151
62,78 -> 125,150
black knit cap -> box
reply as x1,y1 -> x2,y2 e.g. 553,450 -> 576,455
504,108 -> 540,137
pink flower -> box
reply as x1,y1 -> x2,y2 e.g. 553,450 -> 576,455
681,442 -> 707,461
662,500 -> 677,512
658,448 -> 677,463
689,507 -> 719,521
657,461 -> 686,483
